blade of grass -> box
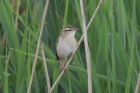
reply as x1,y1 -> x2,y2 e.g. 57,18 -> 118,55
16,29 -> 27,93
0,1 -> 20,64
68,72 -> 72,93
63,0 -> 69,27
124,37 -> 135,93
117,0 -> 126,50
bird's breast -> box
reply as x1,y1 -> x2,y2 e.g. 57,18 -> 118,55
56,37 -> 77,59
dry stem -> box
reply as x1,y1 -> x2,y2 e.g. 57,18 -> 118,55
50,0 -> 103,92
5,51 -> 11,71
79,0 -> 92,93
15,0 -> 20,30
135,72 -> 140,93
40,45 -> 51,93
1,35 -> 6,49
27,0 -> 50,93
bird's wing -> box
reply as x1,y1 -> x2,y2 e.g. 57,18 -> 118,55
55,36 -> 60,46
55,37 -> 60,60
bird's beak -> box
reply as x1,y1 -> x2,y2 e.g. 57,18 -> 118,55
74,28 -> 79,31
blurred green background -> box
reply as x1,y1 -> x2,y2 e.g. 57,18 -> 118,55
0,0 -> 140,93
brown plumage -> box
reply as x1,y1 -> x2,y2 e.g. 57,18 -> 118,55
55,26 -> 78,72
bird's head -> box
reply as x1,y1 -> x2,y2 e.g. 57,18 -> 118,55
61,26 -> 79,37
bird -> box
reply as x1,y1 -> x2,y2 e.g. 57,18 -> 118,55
56,26 -> 78,72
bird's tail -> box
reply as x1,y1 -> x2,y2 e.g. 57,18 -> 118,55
60,59 -> 66,72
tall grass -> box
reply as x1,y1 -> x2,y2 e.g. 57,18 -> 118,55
0,0 -> 140,93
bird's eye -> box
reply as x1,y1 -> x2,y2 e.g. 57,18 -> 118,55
65,29 -> 71,31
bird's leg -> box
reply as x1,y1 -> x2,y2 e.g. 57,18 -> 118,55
60,59 -> 64,72
60,59 -> 67,74
70,53 -> 74,57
